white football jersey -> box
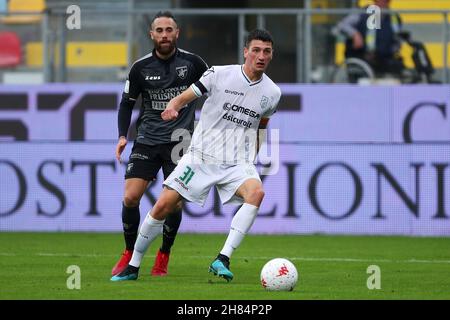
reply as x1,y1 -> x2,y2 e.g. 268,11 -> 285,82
190,65 -> 281,164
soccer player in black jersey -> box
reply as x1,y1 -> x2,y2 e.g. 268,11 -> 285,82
112,11 -> 208,276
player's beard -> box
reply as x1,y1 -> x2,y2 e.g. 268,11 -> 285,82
154,39 -> 176,56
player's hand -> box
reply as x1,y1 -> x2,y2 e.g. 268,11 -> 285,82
115,136 -> 128,164
352,32 -> 364,49
161,108 -> 179,121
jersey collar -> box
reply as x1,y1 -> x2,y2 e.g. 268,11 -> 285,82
153,47 -> 178,63
241,65 -> 263,86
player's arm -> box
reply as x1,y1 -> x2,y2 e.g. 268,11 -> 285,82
116,95 -> 136,163
162,66 -> 214,121
256,117 -> 270,154
116,66 -> 140,162
161,85 -> 198,121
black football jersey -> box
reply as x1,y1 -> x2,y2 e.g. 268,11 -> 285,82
124,48 -> 208,145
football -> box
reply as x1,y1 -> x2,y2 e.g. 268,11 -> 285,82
260,258 -> 298,291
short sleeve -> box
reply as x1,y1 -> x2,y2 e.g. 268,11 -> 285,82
262,89 -> 281,118
192,55 -> 209,80
124,64 -> 141,100
197,66 -> 217,95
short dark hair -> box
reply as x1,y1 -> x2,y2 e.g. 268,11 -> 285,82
245,29 -> 274,47
150,11 -> 178,29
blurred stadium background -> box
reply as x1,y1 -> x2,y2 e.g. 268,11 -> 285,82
0,0 -> 450,299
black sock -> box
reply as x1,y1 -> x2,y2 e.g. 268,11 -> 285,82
216,253 -> 230,268
160,209 -> 182,253
122,203 -> 140,251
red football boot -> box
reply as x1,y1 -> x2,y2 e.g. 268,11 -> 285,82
111,249 -> 133,276
151,249 -> 170,276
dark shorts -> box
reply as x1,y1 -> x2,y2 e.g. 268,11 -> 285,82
125,142 -> 184,181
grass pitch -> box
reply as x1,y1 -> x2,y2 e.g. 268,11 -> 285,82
0,232 -> 449,300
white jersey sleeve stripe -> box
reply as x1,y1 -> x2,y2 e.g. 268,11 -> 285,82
191,84 -> 203,97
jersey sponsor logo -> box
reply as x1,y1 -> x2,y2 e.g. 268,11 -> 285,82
225,89 -> 244,96
222,113 -> 253,128
222,103 -> 260,119
176,66 -> 188,79
145,75 -> 161,81
147,86 -> 188,101
152,101 -> 168,110
174,177 -> 190,191
130,152 -> 149,160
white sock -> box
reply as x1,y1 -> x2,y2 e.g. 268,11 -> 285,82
220,203 -> 259,258
129,214 -> 165,268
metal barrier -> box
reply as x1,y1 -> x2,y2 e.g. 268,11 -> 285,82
1,7 -> 450,83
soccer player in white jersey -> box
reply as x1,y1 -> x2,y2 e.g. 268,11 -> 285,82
111,29 -> 281,282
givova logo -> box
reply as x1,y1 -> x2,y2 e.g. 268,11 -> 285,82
225,89 -> 244,96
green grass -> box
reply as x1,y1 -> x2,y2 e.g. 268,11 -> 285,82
0,232 -> 449,300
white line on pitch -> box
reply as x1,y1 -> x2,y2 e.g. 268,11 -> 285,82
1,252 -> 450,264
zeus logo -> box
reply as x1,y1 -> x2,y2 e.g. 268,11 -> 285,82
145,75 -> 161,81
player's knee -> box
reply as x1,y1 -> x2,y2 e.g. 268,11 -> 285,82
123,194 -> 140,207
246,187 -> 265,206
174,201 -> 183,212
254,188 -> 265,202
153,198 -> 174,218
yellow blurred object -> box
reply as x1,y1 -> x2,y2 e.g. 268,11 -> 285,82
26,42 -> 128,68
358,0 -> 450,23
335,41 -> 448,68
311,0 -> 335,24
1,0 -> 46,24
